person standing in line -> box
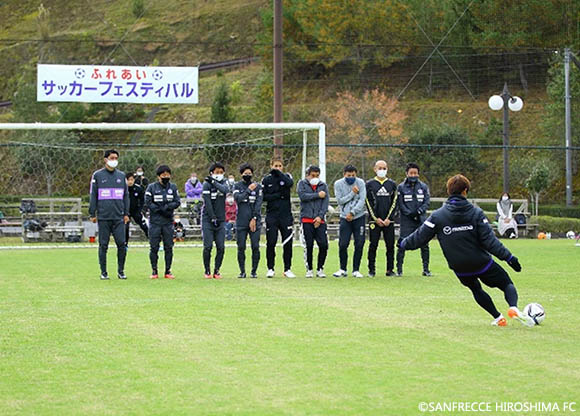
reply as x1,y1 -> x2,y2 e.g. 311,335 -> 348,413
144,165 -> 180,280
365,160 -> 398,277
396,162 -> 432,277
125,172 -> 149,247
297,165 -> 329,278
201,162 -> 230,279
262,159 -> 296,278
89,149 -> 130,280
333,164 -> 367,278
233,163 -> 263,278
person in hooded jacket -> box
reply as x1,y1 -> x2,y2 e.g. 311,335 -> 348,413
398,174 -> 535,327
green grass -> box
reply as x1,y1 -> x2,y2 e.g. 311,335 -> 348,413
1,239 -> 579,415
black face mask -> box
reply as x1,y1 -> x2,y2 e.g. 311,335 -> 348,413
161,177 -> 170,185
243,175 -> 252,184
408,177 -> 418,184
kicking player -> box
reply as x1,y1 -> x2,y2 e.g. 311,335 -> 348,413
233,163 -> 263,278
144,165 -> 180,279
365,160 -> 398,277
202,162 -> 230,279
89,149 -> 130,280
262,158 -> 295,278
399,174 -> 534,327
333,164 -> 367,278
297,165 -> 329,278
125,172 -> 149,246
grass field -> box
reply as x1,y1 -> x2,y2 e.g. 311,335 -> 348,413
1,239 -> 579,415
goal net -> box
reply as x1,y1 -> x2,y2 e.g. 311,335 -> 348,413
0,123 -> 326,197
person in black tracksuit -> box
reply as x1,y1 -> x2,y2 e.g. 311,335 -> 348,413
262,159 -> 295,278
399,174 -> 534,327
89,149 -> 130,280
396,162 -> 431,276
365,160 -> 398,277
201,162 -> 230,279
125,172 -> 149,246
297,165 -> 329,277
233,163 -> 263,278
144,165 -> 180,279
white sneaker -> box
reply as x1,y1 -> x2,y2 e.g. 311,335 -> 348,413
333,269 -> 347,278
305,269 -> 314,278
508,307 -> 535,328
317,269 -> 327,278
352,271 -> 364,278
284,270 -> 296,278
266,269 -> 275,278
491,314 -> 507,326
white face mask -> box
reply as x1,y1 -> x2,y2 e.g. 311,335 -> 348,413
228,178 -> 235,184
107,160 -> 118,168
136,171 -> 143,176
502,195 -> 509,201
309,177 -> 320,186
226,197 -> 234,204
212,173 -> 224,182
376,168 -> 387,178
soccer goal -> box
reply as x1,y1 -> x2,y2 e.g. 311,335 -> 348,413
0,122 -> 325,197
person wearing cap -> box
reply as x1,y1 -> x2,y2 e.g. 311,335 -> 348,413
144,165 -> 181,280
89,149 -> 130,280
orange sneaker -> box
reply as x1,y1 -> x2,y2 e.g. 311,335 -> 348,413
213,272 -> 222,279
508,307 -> 535,327
164,272 -> 175,280
204,273 -> 212,279
150,273 -> 159,279
491,315 -> 507,326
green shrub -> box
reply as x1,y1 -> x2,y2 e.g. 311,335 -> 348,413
531,216 -> 580,233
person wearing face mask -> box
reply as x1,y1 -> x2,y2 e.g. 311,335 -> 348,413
201,162 -> 230,279
233,163 -> 263,278
225,193 -> 238,241
89,149 -> 130,280
297,165 -> 330,278
227,174 -> 236,193
125,172 -> 149,247
497,193 -> 518,239
396,162 -> 431,277
333,164 -> 367,278
134,166 -> 149,188
185,172 -> 203,200
365,160 -> 398,277
144,165 -> 181,280
262,158 -> 295,278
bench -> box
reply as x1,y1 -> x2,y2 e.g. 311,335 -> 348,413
21,198 -> 84,242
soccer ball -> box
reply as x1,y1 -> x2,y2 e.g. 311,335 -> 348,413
523,303 -> 545,325
566,230 -> 576,239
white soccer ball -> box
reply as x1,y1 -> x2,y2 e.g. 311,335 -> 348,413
523,303 -> 545,325
566,230 -> 576,239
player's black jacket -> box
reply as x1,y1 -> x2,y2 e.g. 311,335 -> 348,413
144,181 -> 181,226
128,184 -> 145,213
401,195 -> 513,276
262,170 -> 294,217
397,178 -> 430,223
201,179 -> 230,222
365,177 -> 398,223
233,180 -> 264,227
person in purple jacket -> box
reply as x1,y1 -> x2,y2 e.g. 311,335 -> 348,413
185,172 -> 203,200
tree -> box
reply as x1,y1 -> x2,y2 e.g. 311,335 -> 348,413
404,124 -> 481,196
205,81 -> 235,163
526,162 -> 552,216
325,89 -> 406,180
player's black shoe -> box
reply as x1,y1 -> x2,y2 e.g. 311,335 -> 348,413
386,271 -> 396,277
250,271 -> 258,278
118,271 -> 127,280
100,272 -> 109,280
422,270 -> 432,277
238,272 -> 247,279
